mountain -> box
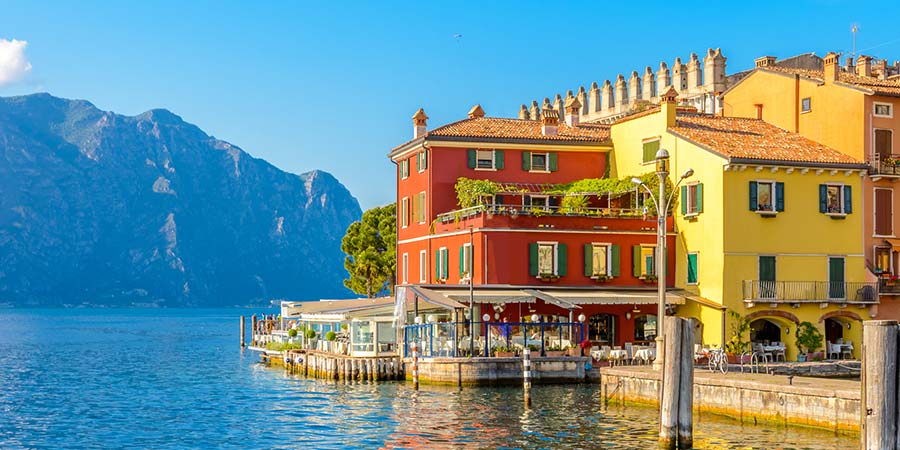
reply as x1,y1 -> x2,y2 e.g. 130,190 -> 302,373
0,93 -> 362,307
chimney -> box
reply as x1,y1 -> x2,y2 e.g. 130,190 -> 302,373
518,104 -> 529,120
857,55 -> 872,77
754,104 -> 763,120
876,59 -> 889,80
754,56 -> 776,68
564,96 -> 581,127
541,109 -> 559,136
468,104 -> 485,119
412,108 -> 428,139
660,86 -> 678,128
845,57 -> 855,72
823,52 -> 839,84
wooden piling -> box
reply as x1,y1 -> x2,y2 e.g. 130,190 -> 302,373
862,320 -> 898,450
240,316 -> 246,348
677,318 -> 694,449
659,318 -> 683,449
250,315 -> 257,346
412,343 -> 419,389
523,348 -> 532,407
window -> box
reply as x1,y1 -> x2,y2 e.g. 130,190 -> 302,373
634,314 -> 657,342
524,195 -> 549,210
687,253 -> 698,284
467,149 -> 504,170
749,181 -> 783,213
876,247 -> 892,274
419,250 -> 427,282
417,192 -> 426,223
399,159 -> 409,179
801,97 -> 811,113
435,247 -> 448,280
400,197 -> 409,228
521,151 -> 556,171
828,256 -> 846,299
875,129 -> 893,161
416,150 -> 427,172
529,242 -> 567,277
633,245 -> 657,277
459,243 -> 472,279
682,183 -> 703,216
876,188 -> 893,236
758,256 -> 776,298
875,102 -> 894,118
819,184 -> 852,215
584,243 -> 619,278
642,138 -> 660,163
402,253 -> 408,284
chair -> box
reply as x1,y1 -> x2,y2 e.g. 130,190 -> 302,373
624,343 -> 634,365
753,343 -> 772,363
841,343 -> 853,360
827,341 -> 841,360
772,344 -> 786,362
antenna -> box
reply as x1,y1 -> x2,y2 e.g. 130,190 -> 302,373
851,24 -> 859,59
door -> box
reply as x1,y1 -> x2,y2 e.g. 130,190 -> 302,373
759,256 -> 776,298
875,189 -> 893,236
829,257 -> 845,300
876,129 -> 893,161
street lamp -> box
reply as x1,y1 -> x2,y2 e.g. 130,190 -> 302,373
632,149 -> 693,371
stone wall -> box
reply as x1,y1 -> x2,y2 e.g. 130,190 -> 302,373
405,356 -> 590,386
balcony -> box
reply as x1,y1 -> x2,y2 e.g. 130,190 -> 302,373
742,280 -> 879,305
872,155 -> 900,176
433,204 -> 669,234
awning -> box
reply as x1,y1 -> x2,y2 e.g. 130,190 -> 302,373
439,289 -> 536,304
884,238 -> 900,248
522,289 -> 581,310
408,286 -> 467,310
535,289 -> 685,306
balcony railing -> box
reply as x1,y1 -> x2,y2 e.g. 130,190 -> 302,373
872,155 -> 900,176
742,280 -> 879,304
435,204 -> 645,224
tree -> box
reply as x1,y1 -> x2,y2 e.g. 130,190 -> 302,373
341,204 -> 396,297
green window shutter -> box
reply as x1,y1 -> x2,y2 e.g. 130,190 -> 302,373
696,183 -> 703,213
680,185 -> 687,215
494,150 -> 504,169
749,181 -> 758,211
642,140 -> 659,163
583,244 -> 593,277
415,153 -> 421,172
522,151 -> 532,170
843,185 -> 852,213
435,250 -> 441,279
819,185 -> 827,213
557,244 -> 567,276
548,152 -> 558,172
467,149 -> 476,169
422,149 -> 427,169
459,246 -> 465,276
528,243 -> 539,277
442,249 -> 449,279
632,245 -> 641,277
775,182 -> 785,212
687,254 -> 698,284
610,245 -> 621,277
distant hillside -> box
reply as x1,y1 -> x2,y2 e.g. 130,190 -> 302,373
0,93 -> 361,307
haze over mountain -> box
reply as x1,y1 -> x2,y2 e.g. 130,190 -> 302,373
0,93 -> 361,307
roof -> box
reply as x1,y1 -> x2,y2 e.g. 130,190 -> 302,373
669,113 -> 864,166
390,117 -> 610,155
756,66 -> 900,96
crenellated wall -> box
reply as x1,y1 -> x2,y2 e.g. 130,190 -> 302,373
519,48 -> 727,124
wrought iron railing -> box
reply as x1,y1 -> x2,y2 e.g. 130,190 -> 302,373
435,204 -> 645,224
741,280 -> 879,303
874,156 -> 900,176
403,321 -> 586,358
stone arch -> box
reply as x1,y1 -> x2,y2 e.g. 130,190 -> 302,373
818,310 -> 862,324
745,310 -> 800,325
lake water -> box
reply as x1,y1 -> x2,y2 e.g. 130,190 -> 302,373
0,308 -> 856,449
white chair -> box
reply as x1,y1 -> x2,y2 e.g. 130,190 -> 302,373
624,343 -> 634,365
841,343 -> 853,360
827,341 -> 841,360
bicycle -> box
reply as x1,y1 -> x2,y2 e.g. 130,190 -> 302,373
707,347 -> 728,374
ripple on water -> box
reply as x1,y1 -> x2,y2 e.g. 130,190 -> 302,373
0,309 -> 857,449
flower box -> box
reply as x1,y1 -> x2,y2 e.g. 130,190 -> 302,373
544,350 -> 566,357
495,351 -> 516,358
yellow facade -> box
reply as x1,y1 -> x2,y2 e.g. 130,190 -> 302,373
609,103 -> 868,359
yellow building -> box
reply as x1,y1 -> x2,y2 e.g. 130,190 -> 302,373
722,52 -> 900,322
608,89 -> 872,360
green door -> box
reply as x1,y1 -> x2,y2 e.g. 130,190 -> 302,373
829,257 -> 845,299
759,256 -> 776,298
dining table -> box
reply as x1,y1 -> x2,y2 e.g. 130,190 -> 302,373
633,347 -> 656,363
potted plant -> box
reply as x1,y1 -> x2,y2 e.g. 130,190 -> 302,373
724,311 -> 750,363
494,346 -> 516,357
539,273 -> 560,282
545,345 -> 566,357
527,344 -> 540,354
594,274 -> 612,283
795,321 -> 823,362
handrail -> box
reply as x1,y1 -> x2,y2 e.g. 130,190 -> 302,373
741,280 -> 879,303
435,203 -> 646,223
403,321 -> 586,358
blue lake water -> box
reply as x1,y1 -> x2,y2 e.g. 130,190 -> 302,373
0,308 -> 856,449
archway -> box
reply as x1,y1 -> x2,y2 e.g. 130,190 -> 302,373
750,318 -> 781,343
824,318 -> 844,344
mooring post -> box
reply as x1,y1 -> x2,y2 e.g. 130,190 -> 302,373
659,317 -> 683,449
523,347 -> 532,407
677,318 -> 694,449
239,316 -> 246,348
862,320 -> 898,450
250,315 -> 258,347
412,342 -> 419,390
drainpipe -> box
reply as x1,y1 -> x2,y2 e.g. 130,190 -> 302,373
793,74 -> 800,133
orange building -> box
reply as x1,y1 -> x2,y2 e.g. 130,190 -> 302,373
723,52 -> 900,319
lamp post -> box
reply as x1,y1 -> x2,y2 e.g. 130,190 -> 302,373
632,149 -> 693,371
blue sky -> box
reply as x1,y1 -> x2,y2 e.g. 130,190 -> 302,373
1,1 -> 899,209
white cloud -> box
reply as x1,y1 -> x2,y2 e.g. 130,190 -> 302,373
0,39 -> 33,87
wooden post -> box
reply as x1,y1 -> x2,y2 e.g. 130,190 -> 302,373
412,342 -> 419,389
240,316 -> 246,348
862,320 -> 898,450
659,318 -> 683,449
523,347 -> 532,407
677,318 -> 694,449
250,315 -> 258,347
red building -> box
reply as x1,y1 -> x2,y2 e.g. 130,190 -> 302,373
389,103 -> 679,349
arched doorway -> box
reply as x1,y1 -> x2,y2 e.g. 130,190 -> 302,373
589,313 -> 615,346
824,318 -> 845,344
750,319 -> 781,344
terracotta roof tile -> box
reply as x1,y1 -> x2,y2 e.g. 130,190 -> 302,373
670,114 -> 862,165
762,66 -> 900,96
425,117 -> 610,142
